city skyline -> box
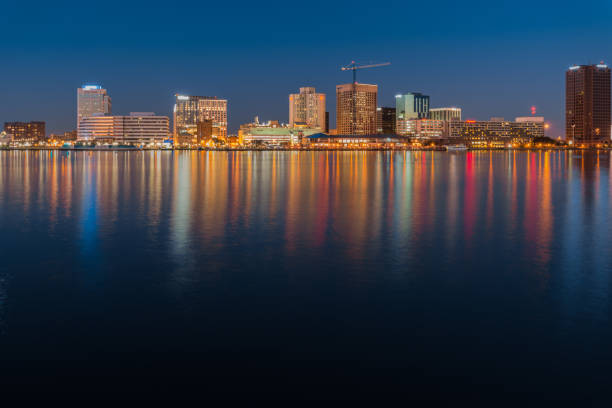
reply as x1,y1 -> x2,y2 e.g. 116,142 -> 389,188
2,1 -> 612,137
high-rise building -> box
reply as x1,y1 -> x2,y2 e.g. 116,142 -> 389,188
376,107 -> 396,134
4,121 -> 46,142
566,64 -> 611,144
396,93 -> 430,123
430,107 -> 461,122
77,85 -> 111,128
325,112 -> 329,133
336,83 -> 378,135
289,87 -> 326,130
174,94 -> 228,145
77,113 -> 169,144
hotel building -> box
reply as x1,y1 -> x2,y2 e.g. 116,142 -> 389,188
430,107 -> 462,122
336,83 -> 378,135
396,119 -> 446,138
77,113 -> 169,144
289,87 -> 326,130
4,121 -> 46,142
448,118 -> 545,147
174,94 -> 228,145
566,64 -> 611,144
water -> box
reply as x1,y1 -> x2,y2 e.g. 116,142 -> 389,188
0,150 -> 611,399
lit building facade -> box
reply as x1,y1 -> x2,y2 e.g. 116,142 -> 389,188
77,113 -> 169,144
304,133 -> 408,147
336,83 -> 378,135
396,119 -> 446,138
4,121 -> 46,142
77,85 -> 111,130
239,118 -> 319,145
377,107 -> 396,134
174,94 -> 228,145
289,87 -> 326,130
430,107 -> 461,121
449,119 -> 545,147
396,93 -> 429,123
515,116 -> 545,138
566,64 -> 611,144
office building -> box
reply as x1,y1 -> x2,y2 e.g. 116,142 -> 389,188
77,85 -> 111,129
396,93 -> 430,123
325,112 -> 330,133
289,87 -> 326,130
174,94 -> 228,145
566,64 -> 611,143
336,83 -> 378,135
377,107 -> 396,134
4,121 -> 45,142
77,113 -> 169,144
430,107 -> 462,121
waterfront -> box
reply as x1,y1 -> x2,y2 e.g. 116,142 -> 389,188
1,150 -> 612,399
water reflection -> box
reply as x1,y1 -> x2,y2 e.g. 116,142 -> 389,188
0,150 -> 611,350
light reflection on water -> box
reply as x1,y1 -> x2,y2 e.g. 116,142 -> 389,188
0,150 -> 611,393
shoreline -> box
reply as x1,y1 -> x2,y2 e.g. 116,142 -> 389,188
0,146 -> 605,152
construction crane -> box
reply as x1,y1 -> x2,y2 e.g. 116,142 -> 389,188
341,61 -> 391,84
340,61 -> 390,135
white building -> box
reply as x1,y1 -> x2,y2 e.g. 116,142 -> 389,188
77,113 -> 169,144
430,107 -> 462,121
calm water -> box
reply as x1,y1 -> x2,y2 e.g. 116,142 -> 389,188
1,150 -> 611,399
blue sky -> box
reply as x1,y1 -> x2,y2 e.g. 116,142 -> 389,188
1,0 -> 611,136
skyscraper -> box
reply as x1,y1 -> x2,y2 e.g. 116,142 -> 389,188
336,83 -> 378,135
395,93 -> 430,121
566,64 -> 611,144
289,87 -> 326,129
77,85 -> 111,127
174,94 -> 228,145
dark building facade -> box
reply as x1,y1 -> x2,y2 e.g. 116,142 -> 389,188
197,119 -> 213,143
4,121 -> 46,142
377,107 -> 396,134
566,64 -> 611,144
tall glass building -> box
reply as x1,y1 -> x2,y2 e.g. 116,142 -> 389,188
395,93 -> 429,121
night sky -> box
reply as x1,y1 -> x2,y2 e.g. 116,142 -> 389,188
1,0 -> 611,136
